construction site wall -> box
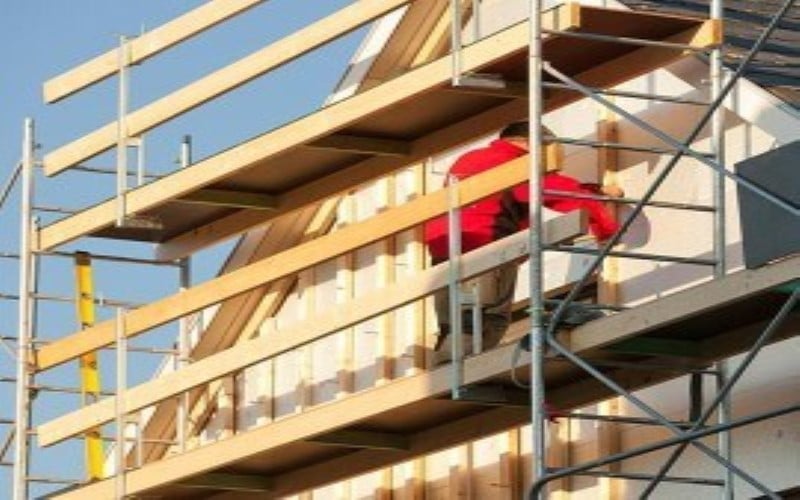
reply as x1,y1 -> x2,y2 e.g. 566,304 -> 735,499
182,24 -> 800,500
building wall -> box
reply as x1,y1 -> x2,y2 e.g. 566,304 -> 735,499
191,3 -> 800,498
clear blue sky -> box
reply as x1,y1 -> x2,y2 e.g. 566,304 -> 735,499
0,1 -> 366,495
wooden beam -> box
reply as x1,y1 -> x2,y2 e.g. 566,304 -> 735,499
42,0 -> 414,175
309,429 -> 410,451
34,154 -> 540,372
176,189 -> 278,210
36,212 -> 584,447
305,134 -> 411,156
43,0 -> 268,103
36,3 -> 580,251
178,472 -> 273,493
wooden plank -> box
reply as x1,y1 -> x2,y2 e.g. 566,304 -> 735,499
178,472 -> 273,493
37,212 -> 584,447
309,430 -> 410,450
43,0 -> 267,103
306,135 -> 411,157
34,154 -> 540,372
176,189 -> 278,210
153,16 -> 717,261
36,4 -> 579,252
42,0 -> 414,175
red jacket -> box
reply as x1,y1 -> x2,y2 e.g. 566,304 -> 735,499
424,139 -> 618,260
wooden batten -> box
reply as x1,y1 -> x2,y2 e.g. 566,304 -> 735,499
43,0 -> 267,103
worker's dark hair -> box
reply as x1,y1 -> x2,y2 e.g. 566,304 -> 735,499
500,121 -> 529,139
500,121 -> 555,142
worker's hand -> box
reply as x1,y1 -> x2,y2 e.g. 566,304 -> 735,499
601,184 -> 625,198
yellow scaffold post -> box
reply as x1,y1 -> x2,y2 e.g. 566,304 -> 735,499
74,251 -> 104,480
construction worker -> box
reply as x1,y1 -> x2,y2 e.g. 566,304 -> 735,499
425,121 -> 623,364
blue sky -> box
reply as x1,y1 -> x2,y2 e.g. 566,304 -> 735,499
0,1 -> 366,495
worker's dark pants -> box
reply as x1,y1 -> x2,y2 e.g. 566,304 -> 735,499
432,261 -> 517,363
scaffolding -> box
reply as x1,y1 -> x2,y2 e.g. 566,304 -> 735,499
3,0 -> 799,498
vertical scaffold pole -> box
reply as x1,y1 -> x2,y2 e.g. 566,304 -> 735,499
710,1 -> 733,498
176,134 -> 193,452
115,308 -> 127,499
12,118 -> 34,500
450,0 -> 463,85
116,35 -> 130,227
528,1 -> 546,497
447,177 -> 464,399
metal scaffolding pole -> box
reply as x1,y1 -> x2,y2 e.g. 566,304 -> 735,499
115,307 -> 127,499
709,2 -> 734,498
176,135 -> 193,452
527,0 -> 546,496
115,35 -> 130,227
12,118 -> 34,500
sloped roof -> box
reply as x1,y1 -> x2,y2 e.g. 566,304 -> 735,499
621,0 -> 800,108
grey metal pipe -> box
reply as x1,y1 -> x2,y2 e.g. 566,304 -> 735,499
543,189 -> 716,212
709,1 -> 734,497
115,307 -> 127,498
70,164 -> 163,179
36,250 -> 181,267
550,136 -> 714,157
542,82 -> 710,106
447,177 -> 465,398
450,0 -> 463,86
528,0 -> 547,495
177,255 -> 191,452
567,469 -> 724,487
543,244 -> 718,267
12,118 -> 34,500
116,35 -> 130,227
